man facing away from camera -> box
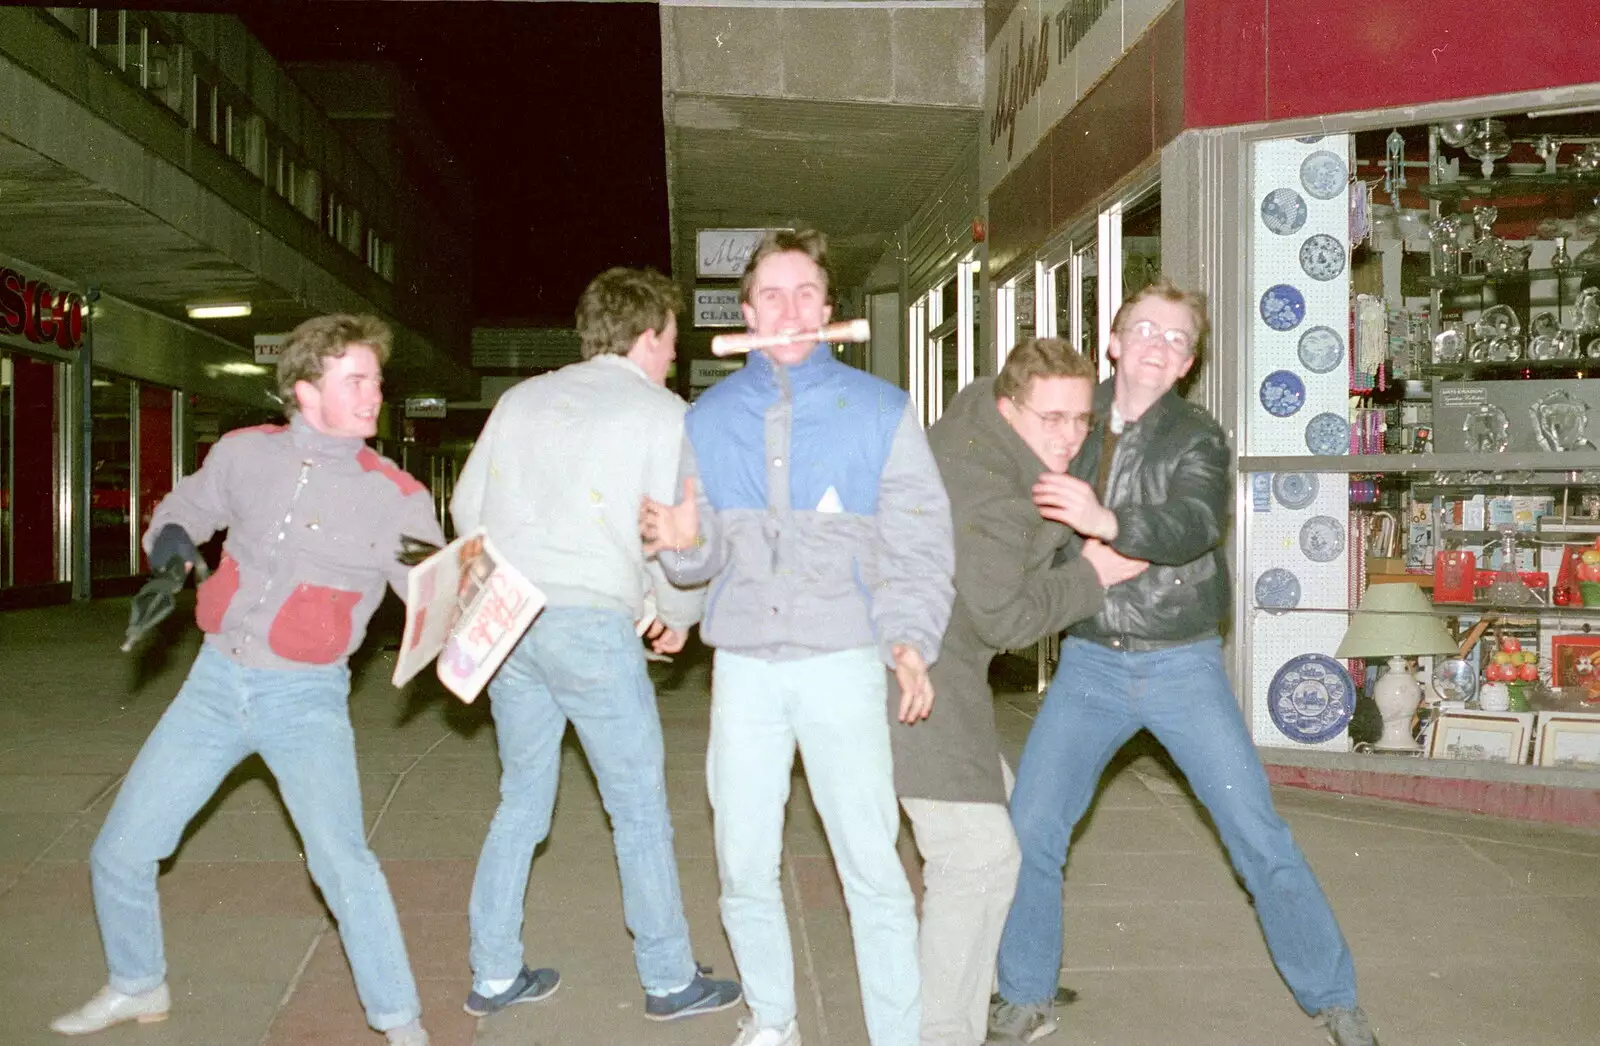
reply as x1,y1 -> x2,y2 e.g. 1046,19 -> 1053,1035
52,314 -> 443,1045
987,280 -> 1377,1046
450,267 -> 740,1025
641,229 -> 955,1046
894,337 -> 1147,1046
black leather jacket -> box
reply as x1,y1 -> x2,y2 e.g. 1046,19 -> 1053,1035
1065,380 -> 1232,650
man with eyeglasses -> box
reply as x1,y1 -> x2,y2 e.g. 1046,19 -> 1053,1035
987,281 -> 1377,1046
891,337 -> 1147,1046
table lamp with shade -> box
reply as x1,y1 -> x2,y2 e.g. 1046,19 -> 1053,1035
1335,582 -> 1460,751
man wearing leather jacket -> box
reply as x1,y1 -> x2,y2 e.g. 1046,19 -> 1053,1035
986,281 -> 1377,1046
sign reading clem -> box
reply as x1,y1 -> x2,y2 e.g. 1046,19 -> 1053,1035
0,266 -> 86,350
693,288 -> 744,328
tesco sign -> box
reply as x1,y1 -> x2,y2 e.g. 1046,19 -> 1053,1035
0,266 -> 86,350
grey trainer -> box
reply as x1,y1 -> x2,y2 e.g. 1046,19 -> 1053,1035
1318,1006 -> 1379,1046
985,998 -> 1058,1044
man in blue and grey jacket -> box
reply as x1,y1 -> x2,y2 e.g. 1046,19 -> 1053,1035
643,230 -> 956,1046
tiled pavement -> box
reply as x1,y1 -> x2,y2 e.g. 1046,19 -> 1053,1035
3,600 -> 1600,1045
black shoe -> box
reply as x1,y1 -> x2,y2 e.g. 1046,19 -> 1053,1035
644,964 -> 742,1022
463,965 -> 561,1017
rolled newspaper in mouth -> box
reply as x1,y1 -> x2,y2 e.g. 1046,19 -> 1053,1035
710,318 -> 871,358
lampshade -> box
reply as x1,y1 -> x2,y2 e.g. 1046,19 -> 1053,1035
1335,582 -> 1459,659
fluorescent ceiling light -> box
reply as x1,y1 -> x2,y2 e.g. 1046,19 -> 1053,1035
204,361 -> 270,377
186,302 -> 253,319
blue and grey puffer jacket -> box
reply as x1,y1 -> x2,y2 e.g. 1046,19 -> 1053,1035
660,343 -> 955,668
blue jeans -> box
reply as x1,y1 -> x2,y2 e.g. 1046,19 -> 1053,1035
468,606 -> 697,995
90,643 -> 419,1031
996,637 -> 1357,1016
709,648 -> 919,1046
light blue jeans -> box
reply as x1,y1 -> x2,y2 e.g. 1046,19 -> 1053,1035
90,643 -> 420,1031
468,606 -> 697,995
709,648 -> 919,1046
995,636 -> 1358,1016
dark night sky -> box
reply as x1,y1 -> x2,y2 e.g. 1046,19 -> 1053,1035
235,1 -> 672,327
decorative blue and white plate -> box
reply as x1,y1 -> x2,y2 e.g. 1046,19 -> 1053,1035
1260,370 -> 1307,417
1298,234 -> 1347,281
1300,150 -> 1348,200
1261,188 -> 1308,235
1268,653 -> 1355,743
1298,515 -> 1346,562
1297,326 -> 1344,373
1254,568 -> 1302,614
1260,284 -> 1307,331
1304,412 -> 1349,455
1272,471 -> 1318,510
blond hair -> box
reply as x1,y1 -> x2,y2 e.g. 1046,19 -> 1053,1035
1111,278 -> 1211,357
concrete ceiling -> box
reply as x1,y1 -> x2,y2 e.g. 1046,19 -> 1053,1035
660,1 -> 984,292
665,93 -> 980,287
0,133 -> 462,397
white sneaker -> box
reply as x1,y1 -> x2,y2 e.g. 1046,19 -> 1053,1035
50,984 -> 171,1036
731,1016 -> 801,1046
385,1021 -> 430,1046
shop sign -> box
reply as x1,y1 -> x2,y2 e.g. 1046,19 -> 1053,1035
690,358 -> 742,389
980,0 -> 1164,195
692,288 -> 744,328
253,333 -> 286,365
0,266 -> 85,350
696,228 -> 786,278
405,395 -> 447,419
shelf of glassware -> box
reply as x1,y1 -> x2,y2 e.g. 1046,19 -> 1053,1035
1422,359 -> 1600,379
1421,263 -> 1600,292
1239,451 -> 1600,475
1419,171 -> 1600,201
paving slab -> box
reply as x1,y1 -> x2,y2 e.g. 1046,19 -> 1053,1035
3,601 -> 1600,1044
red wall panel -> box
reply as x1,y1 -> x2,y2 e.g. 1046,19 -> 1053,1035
1184,0 -> 1268,128
1186,0 -> 1600,128
1266,0 -> 1600,120
11,355 -> 58,586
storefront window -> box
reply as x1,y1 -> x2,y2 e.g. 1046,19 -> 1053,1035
1,352 -> 63,589
1240,110 -> 1600,763
90,374 -> 135,579
1014,269 -> 1036,348
138,385 -> 175,568
1122,195 -> 1161,299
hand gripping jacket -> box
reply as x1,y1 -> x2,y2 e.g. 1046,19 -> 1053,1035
144,414 -> 444,669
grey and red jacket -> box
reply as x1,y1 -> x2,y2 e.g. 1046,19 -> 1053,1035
143,414 -> 444,670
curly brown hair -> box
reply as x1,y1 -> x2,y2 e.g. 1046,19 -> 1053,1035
994,337 -> 1097,403
575,267 -> 681,360
277,314 -> 392,413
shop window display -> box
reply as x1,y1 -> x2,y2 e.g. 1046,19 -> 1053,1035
1241,111 -> 1600,764
1,353 -> 63,590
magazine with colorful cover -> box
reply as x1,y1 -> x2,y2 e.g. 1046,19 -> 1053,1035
392,529 -> 545,702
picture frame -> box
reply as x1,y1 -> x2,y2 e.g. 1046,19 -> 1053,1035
1427,710 -> 1534,764
1549,634 -> 1600,687
1532,713 -> 1600,769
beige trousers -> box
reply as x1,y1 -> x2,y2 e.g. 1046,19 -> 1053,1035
899,795 -> 1021,1046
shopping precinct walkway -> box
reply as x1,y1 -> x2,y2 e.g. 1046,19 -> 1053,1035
2,599 -> 1599,1046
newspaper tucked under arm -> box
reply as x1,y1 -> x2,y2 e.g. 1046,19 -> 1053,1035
392,528 -> 546,703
